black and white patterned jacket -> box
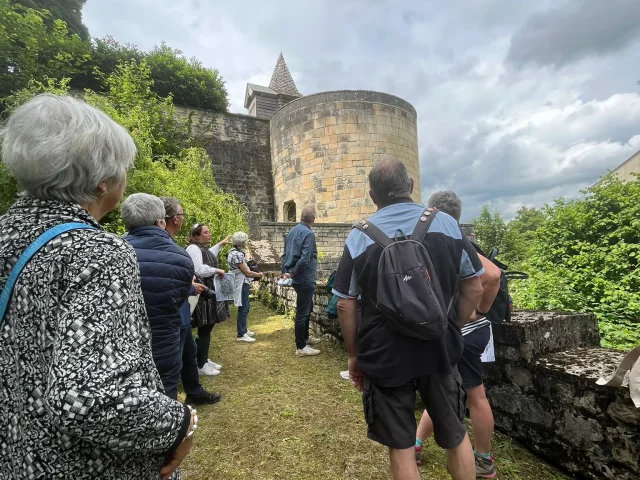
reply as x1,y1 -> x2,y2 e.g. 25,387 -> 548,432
0,197 -> 190,479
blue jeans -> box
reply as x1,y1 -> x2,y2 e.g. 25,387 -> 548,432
236,283 -> 251,337
179,327 -> 204,397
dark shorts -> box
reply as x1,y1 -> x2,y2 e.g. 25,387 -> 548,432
458,324 -> 491,389
362,368 -> 467,450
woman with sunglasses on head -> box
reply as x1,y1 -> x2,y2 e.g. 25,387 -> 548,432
186,224 -> 231,376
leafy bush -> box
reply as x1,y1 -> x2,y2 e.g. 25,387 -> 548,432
10,0 -> 89,39
511,175 -> 640,350
71,38 -> 229,112
0,0 -> 89,101
0,63 -> 247,258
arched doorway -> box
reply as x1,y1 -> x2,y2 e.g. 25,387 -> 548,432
283,200 -> 297,222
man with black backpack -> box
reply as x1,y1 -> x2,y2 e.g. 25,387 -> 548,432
333,159 -> 485,480
415,191 -> 502,479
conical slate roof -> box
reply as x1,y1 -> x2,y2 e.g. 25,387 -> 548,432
269,53 -> 301,97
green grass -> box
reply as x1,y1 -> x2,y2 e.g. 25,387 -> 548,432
179,301 -> 569,479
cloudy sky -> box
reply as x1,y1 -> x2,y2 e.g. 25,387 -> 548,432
83,0 -> 640,221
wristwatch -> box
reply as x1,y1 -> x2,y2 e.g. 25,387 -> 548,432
185,405 -> 198,439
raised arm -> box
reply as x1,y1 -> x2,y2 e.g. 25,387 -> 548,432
187,244 -> 224,277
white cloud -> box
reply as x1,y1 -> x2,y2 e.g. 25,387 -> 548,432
83,0 -> 640,221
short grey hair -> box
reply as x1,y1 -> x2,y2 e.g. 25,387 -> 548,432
161,196 -> 182,218
301,206 -> 316,223
231,231 -> 249,249
369,158 -> 412,201
121,193 -> 166,230
0,94 -> 136,204
428,191 -> 463,222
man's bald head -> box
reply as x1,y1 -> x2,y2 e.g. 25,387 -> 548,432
301,206 -> 316,225
368,158 -> 414,207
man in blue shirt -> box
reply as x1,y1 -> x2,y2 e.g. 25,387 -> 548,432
281,207 -> 321,356
333,160 -> 485,479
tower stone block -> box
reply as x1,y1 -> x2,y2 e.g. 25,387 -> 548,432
270,90 -> 421,223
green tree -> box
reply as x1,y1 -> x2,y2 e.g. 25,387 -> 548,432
0,0 -> 89,101
501,206 -> 546,267
71,36 -> 143,92
0,63 -> 246,254
471,205 -> 506,254
141,43 -> 228,112
10,0 -> 89,39
513,175 -> 640,350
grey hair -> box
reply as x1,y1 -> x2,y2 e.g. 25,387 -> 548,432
368,158 -> 412,201
0,94 -> 136,204
121,193 -> 166,230
161,196 -> 182,217
428,191 -> 463,222
301,206 -> 316,223
231,231 -> 249,249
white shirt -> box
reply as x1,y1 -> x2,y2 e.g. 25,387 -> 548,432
186,244 -> 222,278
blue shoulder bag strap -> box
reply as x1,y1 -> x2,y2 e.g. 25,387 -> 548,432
0,223 -> 95,321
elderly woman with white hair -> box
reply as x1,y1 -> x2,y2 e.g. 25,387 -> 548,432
0,95 -> 195,480
122,193 -> 195,401
228,231 -> 263,342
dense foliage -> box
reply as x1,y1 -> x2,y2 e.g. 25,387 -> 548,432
0,63 -> 247,255
0,0 -> 89,102
10,0 -> 89,38
471,177 -> 640,350
0,2 -> 229,111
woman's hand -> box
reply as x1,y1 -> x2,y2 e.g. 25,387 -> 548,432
193,282 -> 206,295
160,409 -> 196,480
216,269 -> 226,278
220,235 -> 232,246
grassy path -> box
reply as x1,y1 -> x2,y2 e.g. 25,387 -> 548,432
180,301 -> 568,480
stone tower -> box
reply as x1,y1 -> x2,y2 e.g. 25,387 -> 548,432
244,54 -> 302,119
270,90 -> 421,223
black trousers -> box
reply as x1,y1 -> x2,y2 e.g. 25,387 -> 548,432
293,283 -> 314,349
195,323 -> 215,369
179,327 -> 204,396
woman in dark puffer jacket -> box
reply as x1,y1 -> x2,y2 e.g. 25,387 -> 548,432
123,193 -> 195,401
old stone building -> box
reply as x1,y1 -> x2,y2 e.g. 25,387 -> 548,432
185,54 -> 423,231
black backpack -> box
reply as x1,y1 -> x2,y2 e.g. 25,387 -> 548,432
354,207 -> 452,341
471,243 -> 528,323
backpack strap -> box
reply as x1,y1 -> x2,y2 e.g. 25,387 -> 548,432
0,222 -> 95,322
410,207 -> 439,243
353,219 -> 392,248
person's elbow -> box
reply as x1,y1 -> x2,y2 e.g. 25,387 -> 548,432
337,297 -> 354,313
481,260 -> 501,292
461,276 -> 484,303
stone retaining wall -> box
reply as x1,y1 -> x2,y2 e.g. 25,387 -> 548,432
253,278 -> 639,480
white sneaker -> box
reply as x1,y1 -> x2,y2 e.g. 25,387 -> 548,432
206,359 -> 222,370
198,364 -> 220,376
247,331 -> 255,337
340,370 -> 350,380
295,345 -> 321,357
237,334 -> 256,343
